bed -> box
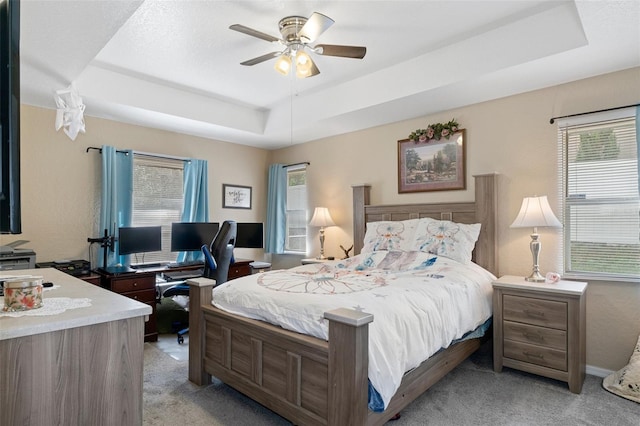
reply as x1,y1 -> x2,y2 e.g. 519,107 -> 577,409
187,173 -> 498,425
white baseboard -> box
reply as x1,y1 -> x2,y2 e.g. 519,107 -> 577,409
587,364 -> 614,378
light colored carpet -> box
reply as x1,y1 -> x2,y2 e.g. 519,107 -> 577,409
143,341 -> 638,425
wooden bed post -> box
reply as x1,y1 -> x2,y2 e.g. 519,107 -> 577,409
352,184 -> 371,256
324,308 -> 374,426
187,277 -> 216,385
472,173 -> 499,276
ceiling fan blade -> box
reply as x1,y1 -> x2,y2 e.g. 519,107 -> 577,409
229,24 -> 280,43
298,12 -> 334,43
315,44 -> 367,59
240,52 -> 281,66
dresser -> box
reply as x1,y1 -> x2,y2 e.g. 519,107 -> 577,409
100,271 -> 158,342
492,275 -> 587,393
1,268 -> 150,425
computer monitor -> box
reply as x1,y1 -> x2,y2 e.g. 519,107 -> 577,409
170,222 -> 220,251
118,226 -> 162,255
235,222 -> 264,248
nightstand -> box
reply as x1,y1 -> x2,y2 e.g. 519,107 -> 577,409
492,275 -> 587,393
301,258 -> 332,265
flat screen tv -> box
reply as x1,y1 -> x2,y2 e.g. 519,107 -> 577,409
235,222 -> 264,248
170,222 -> 219,251
0,0 -> 21,234
118,226 -> 162,255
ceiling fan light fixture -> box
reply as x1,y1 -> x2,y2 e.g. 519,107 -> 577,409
296,55 -> 319,78
274,54 -> 292,76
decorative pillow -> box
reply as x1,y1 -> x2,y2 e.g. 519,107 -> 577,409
412,218 -> 481,264
603,334 -> 640,403
361,219 -> 419,253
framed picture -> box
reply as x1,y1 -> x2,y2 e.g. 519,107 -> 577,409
223,184 -> 252,209
397,129 -> 466,193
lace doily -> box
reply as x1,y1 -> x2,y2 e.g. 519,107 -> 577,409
1,297 -> 92,317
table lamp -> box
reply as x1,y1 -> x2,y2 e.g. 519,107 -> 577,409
309,207 -> 335,260
510,195 -> 562,282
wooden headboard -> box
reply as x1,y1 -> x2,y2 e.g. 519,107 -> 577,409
352,173 -> 499,276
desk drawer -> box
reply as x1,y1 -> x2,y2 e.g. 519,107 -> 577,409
503,294 -> 567,330
504,340 -> 567,371
122,288 -> 156,303
111,275 -> 155,293
504,321 -> 566,350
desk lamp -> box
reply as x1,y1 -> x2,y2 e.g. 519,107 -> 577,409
511,196 -> 562,282
309,207 -> 335,260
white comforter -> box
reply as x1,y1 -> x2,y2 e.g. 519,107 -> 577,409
212,250 -> 495,409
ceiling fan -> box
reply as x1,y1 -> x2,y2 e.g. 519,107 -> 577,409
230,12 -> 367,78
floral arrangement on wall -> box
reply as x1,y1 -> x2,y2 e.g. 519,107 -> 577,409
408,119 -> 459,142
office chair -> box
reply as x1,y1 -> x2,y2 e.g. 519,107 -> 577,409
163,220 -> 237,344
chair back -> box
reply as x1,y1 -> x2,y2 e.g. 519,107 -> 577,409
204,220 -> 237,286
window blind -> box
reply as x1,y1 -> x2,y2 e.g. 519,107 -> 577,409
285,165 -> 307,253
131,154 -> 184,263
559,108 -> 639,281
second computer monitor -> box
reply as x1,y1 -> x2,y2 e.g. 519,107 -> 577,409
235,222 -> 264,248
171,222 -> 220,252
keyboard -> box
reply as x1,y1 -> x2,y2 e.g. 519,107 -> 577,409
130,262 -> 166,270
167,260 -> 204,268
164,269 -> 204,281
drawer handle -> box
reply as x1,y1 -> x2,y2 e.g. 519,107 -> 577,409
524,309 -> 546,318
523,351 -> 544,360
523,332 -> 544,342
133,282 -> 138,287
133,296 -> 138,300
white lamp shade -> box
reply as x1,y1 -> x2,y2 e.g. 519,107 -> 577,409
309,207 -> 335,227
510,196 -> 562,228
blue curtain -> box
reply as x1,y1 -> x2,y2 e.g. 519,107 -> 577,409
176,159 -> 209,263
100,145 -> 133,267
265,164 -> 287,253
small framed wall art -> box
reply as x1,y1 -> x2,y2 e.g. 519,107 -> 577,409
223,184 -> 252,209
397,129 -> 466,193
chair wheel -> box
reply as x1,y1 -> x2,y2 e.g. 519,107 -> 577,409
178,335 -> 184,344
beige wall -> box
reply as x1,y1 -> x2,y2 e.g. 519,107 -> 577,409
6,68 -> 639,373
3,105 -> 271,265
271,67 -> 640,372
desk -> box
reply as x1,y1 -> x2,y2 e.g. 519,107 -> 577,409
0,268 -> 150,425
96,259 -> 254,342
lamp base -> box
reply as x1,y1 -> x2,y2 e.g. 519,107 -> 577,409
525,271 -> 546,282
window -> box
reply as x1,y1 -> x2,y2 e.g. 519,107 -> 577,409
285,166 -> 307,253
559,108 -> 639,281
131,154 -> 184,263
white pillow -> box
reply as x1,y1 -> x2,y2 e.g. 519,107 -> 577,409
361,219 -> 419,253
412,218 -> 481,264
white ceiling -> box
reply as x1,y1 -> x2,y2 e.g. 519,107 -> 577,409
19,0 -> 640,150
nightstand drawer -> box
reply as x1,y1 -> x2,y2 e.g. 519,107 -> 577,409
503,295 -> 567,330
504,321 -> 567,350
504,340 -> 567,371
110,275 -> 155,293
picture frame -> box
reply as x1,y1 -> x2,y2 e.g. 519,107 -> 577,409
397,129 -> 466,193
223,184 -> 252,209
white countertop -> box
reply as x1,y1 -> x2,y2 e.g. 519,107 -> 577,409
0,268 -> 152,340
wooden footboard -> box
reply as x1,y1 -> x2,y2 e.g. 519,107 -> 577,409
188,278 -> 374,425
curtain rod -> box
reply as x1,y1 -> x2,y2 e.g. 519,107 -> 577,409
86,146 -> 190,162
549,103 -> 640,124
282,161 -> 310,168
